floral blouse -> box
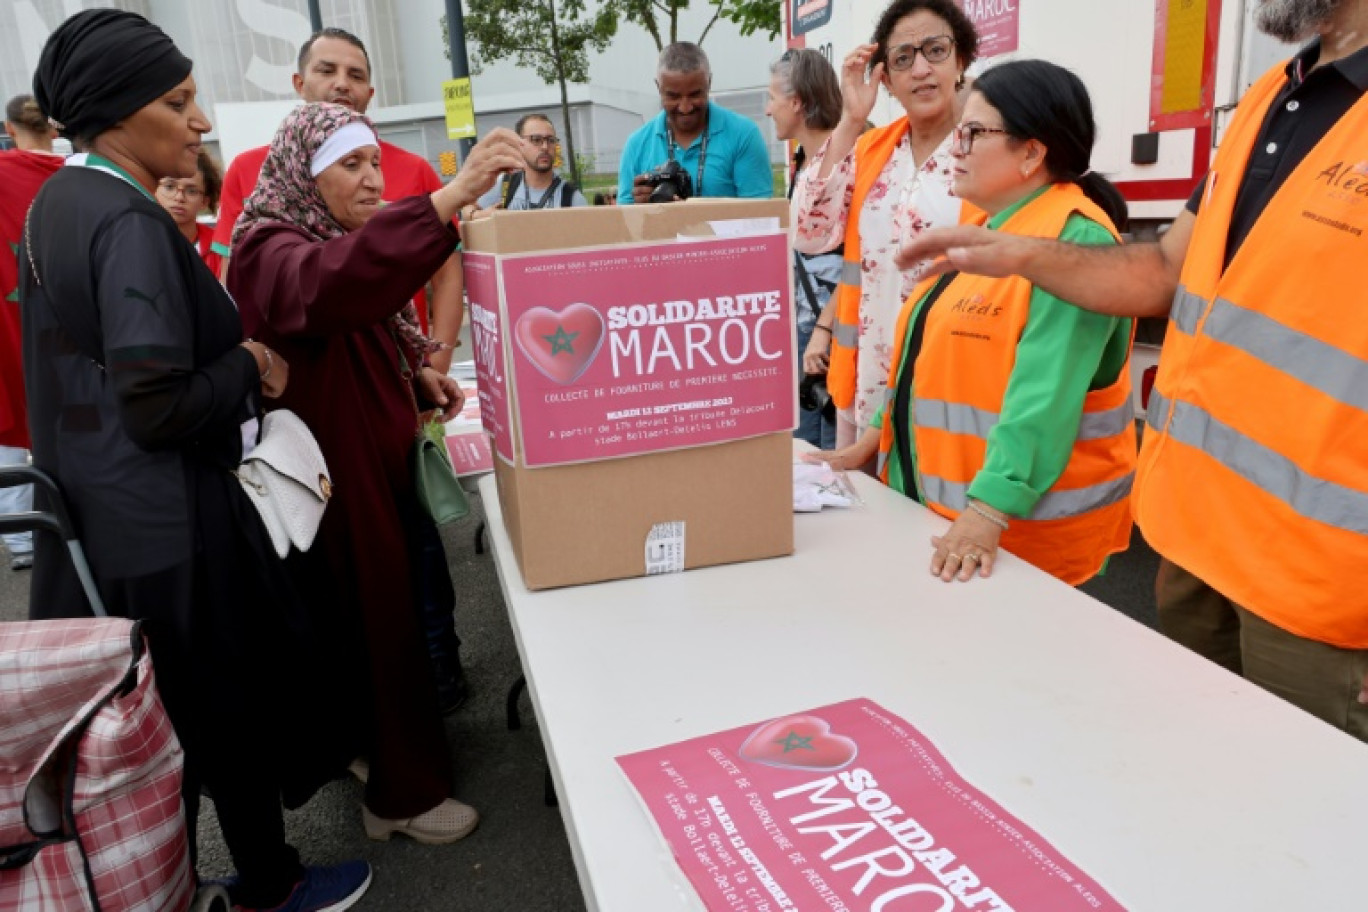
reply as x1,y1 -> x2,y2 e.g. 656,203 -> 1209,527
793,129 -> 960,429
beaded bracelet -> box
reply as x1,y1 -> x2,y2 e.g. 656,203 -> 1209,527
966,500 -> 1009,530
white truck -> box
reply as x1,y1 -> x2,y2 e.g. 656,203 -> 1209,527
784,0 -> 1297,229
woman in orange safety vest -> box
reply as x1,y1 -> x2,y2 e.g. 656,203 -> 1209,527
791,0 -> 981,454
808,60 -> 1138,586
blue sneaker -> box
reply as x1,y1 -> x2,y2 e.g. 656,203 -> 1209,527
237,861 -> 372,912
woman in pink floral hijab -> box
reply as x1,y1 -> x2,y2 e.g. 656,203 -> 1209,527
228,103 -> 524,846
236,102 -> 435,365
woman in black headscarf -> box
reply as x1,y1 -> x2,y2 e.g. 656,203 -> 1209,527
22,11 -> 371,911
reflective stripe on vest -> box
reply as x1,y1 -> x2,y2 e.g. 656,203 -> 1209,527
917,397 -> 1134,442
1170,286 -> 1368,413
840,259 -> 861,285
832,317 -> 859,348
919,471 -> 1135,521
1133,60 -> 1368,644
1147,389 -> 1368,535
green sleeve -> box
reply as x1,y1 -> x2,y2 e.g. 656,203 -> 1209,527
967,214 -> 1132,516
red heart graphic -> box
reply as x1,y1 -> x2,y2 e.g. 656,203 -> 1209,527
513,304 -> 606,385
738,715 -> 858,772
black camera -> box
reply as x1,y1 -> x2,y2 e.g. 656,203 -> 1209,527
643,159 -> 694,203
799,373 -> 834,417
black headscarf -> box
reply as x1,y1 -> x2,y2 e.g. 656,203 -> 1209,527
33,9 -> 193,142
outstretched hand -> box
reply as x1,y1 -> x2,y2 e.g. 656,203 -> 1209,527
895,225 -> 1035,279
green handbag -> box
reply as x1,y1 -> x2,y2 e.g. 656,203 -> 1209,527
393,327 -> 470,526
414,418 -> 469,525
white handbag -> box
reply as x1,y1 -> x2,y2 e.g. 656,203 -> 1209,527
234,409 -> 333,558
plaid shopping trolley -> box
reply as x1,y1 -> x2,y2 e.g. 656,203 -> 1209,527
0,466 -> 224,912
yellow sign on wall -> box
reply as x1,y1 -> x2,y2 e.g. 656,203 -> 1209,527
443,78 -> 476,140
1160,0 -> 1207,115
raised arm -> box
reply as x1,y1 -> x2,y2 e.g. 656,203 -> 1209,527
897,209 -> 1196,319
231,129 -> 525,339
817,44 -> 884,180
231,195 -> 461,339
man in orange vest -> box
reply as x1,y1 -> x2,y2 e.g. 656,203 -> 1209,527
899,0 -> 1368,741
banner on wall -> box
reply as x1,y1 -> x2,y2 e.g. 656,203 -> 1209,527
618,698 -> 1125,912
961,0 -> 1020,58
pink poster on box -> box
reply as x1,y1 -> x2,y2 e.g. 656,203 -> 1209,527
617,698 -> 1124,912
463,252 -> 515,463
498,234 -> 795,467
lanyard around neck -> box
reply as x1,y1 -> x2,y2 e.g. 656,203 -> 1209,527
523,176 -> 560,209
68,152 -> 157,202
666,123 -> 708,197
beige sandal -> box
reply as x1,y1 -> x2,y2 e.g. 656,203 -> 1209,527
362,797 -> 480,844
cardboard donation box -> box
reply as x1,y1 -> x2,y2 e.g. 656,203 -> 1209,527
463,199 -> 796,589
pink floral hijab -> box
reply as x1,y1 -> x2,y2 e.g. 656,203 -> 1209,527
235,101 -> 439,362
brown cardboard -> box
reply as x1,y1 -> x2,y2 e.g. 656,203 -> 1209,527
465,199 -> 795,590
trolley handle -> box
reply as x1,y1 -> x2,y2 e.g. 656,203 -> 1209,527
0,465 -> 108,617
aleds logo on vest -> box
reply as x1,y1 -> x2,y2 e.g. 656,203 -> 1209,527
948,292 -> 1002,319
1303,160 -> 1368,237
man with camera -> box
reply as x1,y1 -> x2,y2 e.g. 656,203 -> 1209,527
469,114 -> 587,214
617,42 -> 773,204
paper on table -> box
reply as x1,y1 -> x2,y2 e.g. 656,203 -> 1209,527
793,460 -> 860,512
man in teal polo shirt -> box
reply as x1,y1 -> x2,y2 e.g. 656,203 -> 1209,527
618,42 -> 773,204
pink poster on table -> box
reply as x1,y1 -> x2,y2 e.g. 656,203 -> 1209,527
463,252 -> 515,463
445,432 -> 493,477
617,698 -> 1124,912
960,0 -> 1020,58
497,235 -> 795,467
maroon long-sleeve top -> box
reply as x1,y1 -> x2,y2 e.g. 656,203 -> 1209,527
227,194 -> 460,818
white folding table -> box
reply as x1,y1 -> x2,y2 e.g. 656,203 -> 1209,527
478,464 -> 1368,911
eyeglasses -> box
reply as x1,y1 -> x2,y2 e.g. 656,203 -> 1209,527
156,180 -> 205,200
952,123 -> 1010,155
885,36 -> 955,71
522,135 -> 559,148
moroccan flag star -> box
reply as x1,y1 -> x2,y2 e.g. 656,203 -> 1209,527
543,324 -> 579,356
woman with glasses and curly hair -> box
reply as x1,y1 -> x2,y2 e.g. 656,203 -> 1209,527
793,0 -> 980,457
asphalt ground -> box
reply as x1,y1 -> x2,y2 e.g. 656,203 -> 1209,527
1,479 -> 1163,912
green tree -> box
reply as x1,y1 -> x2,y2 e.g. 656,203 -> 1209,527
611,0 -> 780,50
447,0 -> 616,185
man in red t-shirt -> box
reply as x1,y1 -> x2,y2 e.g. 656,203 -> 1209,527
213,28 -> 463,372
1,95 -> 63,570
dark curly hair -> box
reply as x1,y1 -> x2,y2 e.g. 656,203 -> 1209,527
195,149 -> 223,215
869,0 -> 979,73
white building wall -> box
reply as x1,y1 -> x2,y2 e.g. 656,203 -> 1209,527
1,0 -> 781,173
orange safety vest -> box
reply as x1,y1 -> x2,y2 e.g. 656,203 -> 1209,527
826,120 -> 982,410
1134,63 -> 1368,647
879,183 -> 1137,585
